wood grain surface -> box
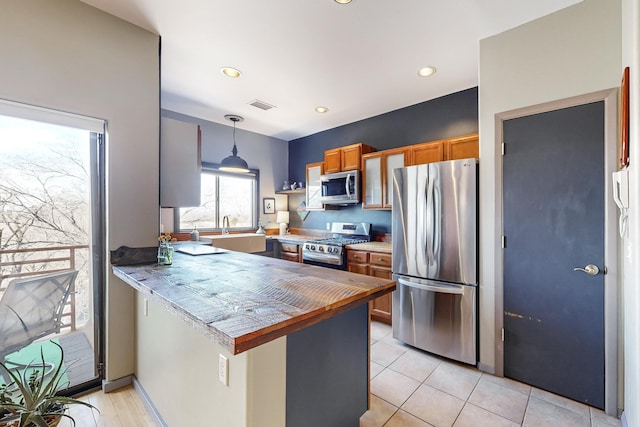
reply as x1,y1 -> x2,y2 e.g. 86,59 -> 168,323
112,251 -> 395,354
345,241 -> 392,253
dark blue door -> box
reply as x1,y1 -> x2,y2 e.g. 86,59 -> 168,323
503,101 -> 605,409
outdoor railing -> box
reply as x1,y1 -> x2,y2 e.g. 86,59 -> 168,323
0,245 -> 89,332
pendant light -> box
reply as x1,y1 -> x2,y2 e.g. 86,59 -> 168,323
219,114 -> 249,173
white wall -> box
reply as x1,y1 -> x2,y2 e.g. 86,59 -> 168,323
621,1 -> 640,425
478,0 -> 621,376
135,295 -> 287,426
160,110 -> 289,231
0,0 -> 160,382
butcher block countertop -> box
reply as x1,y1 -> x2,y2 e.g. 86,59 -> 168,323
112,251 -> 395,355
346,241 -> 392,253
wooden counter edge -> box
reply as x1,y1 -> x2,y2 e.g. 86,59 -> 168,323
232,281 -> 395,354
113,265 -> 395,356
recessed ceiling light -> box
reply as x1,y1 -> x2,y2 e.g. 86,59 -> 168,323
418,66 -> 437,77
315,106 -> 329,113
221,67 -> 241,78
334,0 -> 352,4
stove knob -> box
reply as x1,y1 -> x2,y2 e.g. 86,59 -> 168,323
326,247 -> 332,254
310,245 -> 316,251
319,246 -> 324,252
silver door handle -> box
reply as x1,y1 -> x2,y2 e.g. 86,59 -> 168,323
397,277 -> 464,295
573,264 -> 600,275
345,173 -> 351,198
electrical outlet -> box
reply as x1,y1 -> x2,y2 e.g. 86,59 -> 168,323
326,222 -> 330,230
218,354 -> 228,386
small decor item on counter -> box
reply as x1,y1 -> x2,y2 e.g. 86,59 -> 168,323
290,182 -> 298,190
157,232 -> 177,265
282,180 -> 290,191
190,226 -> 199,241
255,220 -> 266,235
297,181 -> 305,189
276,210 -> 290,236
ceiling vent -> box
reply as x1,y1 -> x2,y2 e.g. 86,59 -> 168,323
248,99 -> 276,111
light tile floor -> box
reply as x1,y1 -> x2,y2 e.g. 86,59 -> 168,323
360,322 -> 622,427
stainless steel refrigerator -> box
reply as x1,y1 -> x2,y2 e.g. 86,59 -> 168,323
392,158 -> 478,365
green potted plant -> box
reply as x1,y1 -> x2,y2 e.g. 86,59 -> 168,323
0,341 -> 97,427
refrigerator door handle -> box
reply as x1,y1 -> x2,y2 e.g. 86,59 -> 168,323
426,176 -> 434,264
397,277 -> 464,295
433,176 -> 441,263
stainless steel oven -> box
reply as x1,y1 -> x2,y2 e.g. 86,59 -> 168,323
302,222 -> 370,270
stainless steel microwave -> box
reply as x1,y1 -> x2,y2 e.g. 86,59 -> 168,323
320,170 -> 361,205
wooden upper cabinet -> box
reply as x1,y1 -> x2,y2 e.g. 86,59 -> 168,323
362,147 -> 408,210
324,143 -> 375,173
306,162 -> 325,211
410,140 -> 445,165
446,133 -> 479,160
343,143 -> 373,171
363,155 -> 383,209
410,133 -> 478,166
323,149 -> 342,173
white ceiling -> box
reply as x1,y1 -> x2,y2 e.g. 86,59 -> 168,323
81,0 -> 581,141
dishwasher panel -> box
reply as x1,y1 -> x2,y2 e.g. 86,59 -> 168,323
392,274 -> 477,365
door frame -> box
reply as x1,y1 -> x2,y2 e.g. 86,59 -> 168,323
493,88 -> 619,415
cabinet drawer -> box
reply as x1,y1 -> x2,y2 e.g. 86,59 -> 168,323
347,250 -> 369,263
281,252 -> 300,262
369,252 -> 391,267
369,266 -> 392,279
280,243 -> 298,253
348,263 -> 369,275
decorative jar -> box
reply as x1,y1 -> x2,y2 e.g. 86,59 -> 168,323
157,232 -> 177,265
157,242 -> 174,265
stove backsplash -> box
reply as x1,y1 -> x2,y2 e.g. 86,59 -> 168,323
287,199 -> 392,237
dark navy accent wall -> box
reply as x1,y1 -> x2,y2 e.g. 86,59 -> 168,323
288,87 -> 478,235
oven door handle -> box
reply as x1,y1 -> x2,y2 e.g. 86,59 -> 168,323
397,277 -> 464,295
302,251 -> 342,265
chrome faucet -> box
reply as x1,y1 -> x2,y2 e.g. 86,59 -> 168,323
222,216 -> 230,234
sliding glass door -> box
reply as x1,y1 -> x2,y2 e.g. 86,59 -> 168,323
0,106 -> 104,394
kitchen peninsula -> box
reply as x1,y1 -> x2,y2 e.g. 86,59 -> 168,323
112,249 -> 395,427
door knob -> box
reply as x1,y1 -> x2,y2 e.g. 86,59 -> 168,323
573,264 -> 600,276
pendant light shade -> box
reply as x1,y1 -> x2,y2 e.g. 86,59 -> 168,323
220,114 -> 249,173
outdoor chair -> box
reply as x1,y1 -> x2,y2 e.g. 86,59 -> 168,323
0,270 -> 77,379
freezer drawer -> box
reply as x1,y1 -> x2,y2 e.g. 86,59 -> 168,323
392,275 -> 477,365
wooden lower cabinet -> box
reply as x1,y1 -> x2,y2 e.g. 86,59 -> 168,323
347,249 -> 392,324
279,242 -> 301,262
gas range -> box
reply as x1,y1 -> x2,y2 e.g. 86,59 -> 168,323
302,222 -> 371,268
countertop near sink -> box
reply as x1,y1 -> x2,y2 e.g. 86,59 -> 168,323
266,234 -> 319,245
112,251 -> 394,355
199,233 -> 266,253
346,241 -> 392,253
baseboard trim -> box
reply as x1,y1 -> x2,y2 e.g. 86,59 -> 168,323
133,377 -> 168,427
101,375 -> 132,393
